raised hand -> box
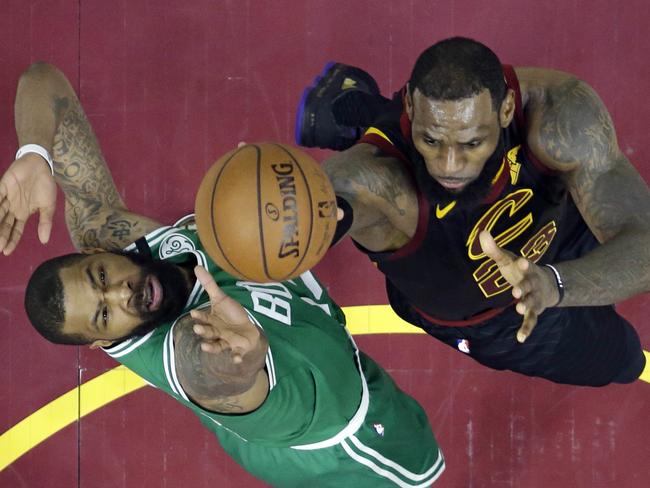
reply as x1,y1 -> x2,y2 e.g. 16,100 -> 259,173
479,230 -> 560,343
190,265 -> 265,364
0,154 -> 57,255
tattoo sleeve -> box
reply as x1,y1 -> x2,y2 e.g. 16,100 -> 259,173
52,96 -> 161,250
533,78 -> 650,305
173,315 -> 268,414
323,144 -> 417,251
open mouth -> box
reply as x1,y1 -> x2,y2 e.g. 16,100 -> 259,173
143,275 -> 163,312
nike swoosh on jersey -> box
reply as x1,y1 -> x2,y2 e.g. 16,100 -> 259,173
435,201 -> 456,219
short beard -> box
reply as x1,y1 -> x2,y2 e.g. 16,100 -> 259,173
413,131 -> 506,210
112,250 -> 192,341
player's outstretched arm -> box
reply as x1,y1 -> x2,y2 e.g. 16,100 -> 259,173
526,70 -> 650,306
2,62 -> 161,253
323,143 -> 418,252
173,266 -> 269,414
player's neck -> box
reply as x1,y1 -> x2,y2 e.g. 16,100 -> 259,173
176,260 -> 197,295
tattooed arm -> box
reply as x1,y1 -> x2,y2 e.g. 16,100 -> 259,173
323,143 -> 418,252
173,267 -> 269,414
524,67 -> 650,306
173,313 -> 269,413
4,62 -> 161,253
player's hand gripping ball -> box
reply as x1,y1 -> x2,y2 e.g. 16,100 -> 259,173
195,143 -> 337,282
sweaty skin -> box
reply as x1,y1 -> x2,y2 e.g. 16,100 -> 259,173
324,67 -> 650,341
407,88 -> 512,193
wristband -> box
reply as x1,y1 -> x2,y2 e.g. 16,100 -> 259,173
544,264 -> 565,306
15,144 -> 54,175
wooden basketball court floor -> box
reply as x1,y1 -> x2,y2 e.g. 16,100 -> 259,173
1,1 -> 649,486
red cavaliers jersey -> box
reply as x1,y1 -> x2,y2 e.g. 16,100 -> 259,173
356,65 -> 597,325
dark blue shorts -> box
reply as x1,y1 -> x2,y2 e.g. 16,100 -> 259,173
405,304 -> 645,386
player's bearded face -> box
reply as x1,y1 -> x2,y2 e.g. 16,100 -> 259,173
413,132 -> 505,209
408,88 -> 507,209
120,251 -> 190,327
60,251 -> 193,344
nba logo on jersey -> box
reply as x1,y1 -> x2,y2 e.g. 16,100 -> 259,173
373,423 -> 385,436
456,339 -> 470,354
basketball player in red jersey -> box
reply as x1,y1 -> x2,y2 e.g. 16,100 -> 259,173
295,37 -> 650,386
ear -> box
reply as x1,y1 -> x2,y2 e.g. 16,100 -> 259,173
404,84 -> 414,122
89,339 -> 114,349
499,88 -> 516,128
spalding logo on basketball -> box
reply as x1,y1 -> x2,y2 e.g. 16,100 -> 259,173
194,143 -> 337,282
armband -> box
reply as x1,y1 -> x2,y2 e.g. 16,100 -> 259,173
16,144 -> 54,175
544,264 -> 565,306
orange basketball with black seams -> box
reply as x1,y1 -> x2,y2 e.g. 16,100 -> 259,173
195,143 -> 337,282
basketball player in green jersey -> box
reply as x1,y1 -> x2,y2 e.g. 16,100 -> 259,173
0,63 -> 444,486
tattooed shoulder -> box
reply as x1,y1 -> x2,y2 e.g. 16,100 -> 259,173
528,77 -> 618,171
172,315 -> 252,413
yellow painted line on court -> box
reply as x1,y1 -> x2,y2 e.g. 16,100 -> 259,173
0,365 -> 146,471
1,304 -> 647,472
639,351 -> 650,383
343,304 -> 426,335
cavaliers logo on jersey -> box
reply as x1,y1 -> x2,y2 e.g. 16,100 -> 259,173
466,188 -> 558,298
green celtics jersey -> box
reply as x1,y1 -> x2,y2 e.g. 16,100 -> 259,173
103,221 -> 366,448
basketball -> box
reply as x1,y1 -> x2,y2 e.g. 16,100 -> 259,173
194,142 -> 337,282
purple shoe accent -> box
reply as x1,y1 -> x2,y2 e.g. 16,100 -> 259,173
295,61 -> 380,150
320,61 -> 336,76
294,86 -> 312,145
294,62 -> 338,145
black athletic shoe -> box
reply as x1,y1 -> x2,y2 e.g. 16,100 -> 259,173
295,62 -> 381,151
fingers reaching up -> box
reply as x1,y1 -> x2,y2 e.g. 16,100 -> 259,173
479,230 -> 553,343
0,155 -> 57,255
190,266 -> 260,363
